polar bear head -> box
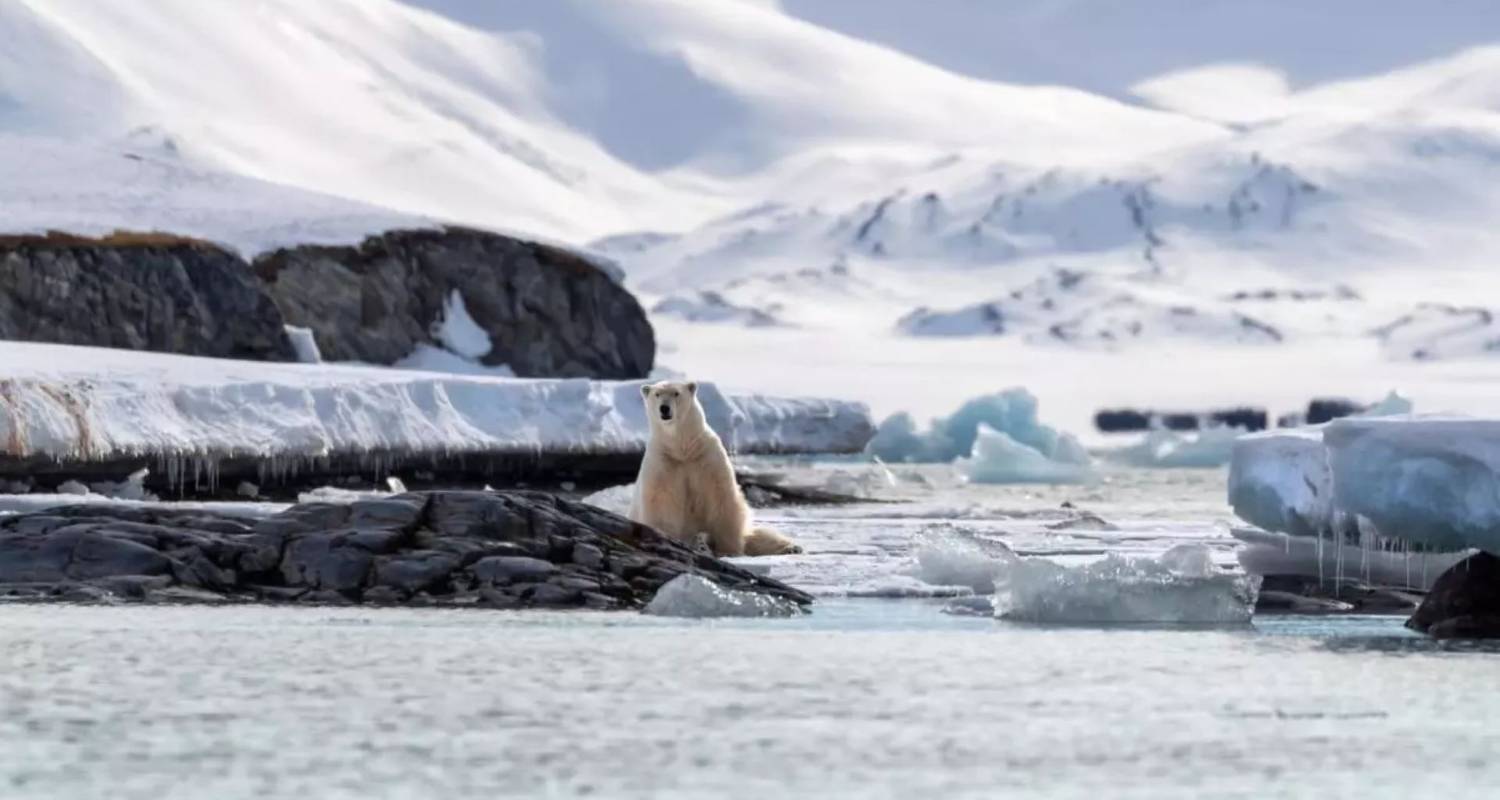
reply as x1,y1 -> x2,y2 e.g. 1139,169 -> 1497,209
640,380 -> 703,433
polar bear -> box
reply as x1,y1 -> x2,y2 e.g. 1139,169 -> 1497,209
629,380 -> 802,557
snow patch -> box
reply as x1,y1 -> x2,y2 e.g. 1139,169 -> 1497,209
284,326 -> 322,365
1375,305 -> 1500,361
643,574 -> 804,618
431,290 -> 493,361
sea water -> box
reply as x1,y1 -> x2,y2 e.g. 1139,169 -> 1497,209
3,466 -> 1498,799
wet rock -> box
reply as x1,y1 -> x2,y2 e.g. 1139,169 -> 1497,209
0,490 -> 810,611
280,534 -> 373,593
1254,575 -> 1424,615
371,551 -> 459,594
472,556 -> 558,585
572,542 -> 605,570
1408,553 -> 1500,638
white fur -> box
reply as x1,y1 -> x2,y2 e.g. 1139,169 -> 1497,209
629,381 -> 799,557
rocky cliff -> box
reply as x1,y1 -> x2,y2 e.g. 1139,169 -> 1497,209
0,227 -> 655,379
256,228 -> 654,378
0,232 -> 293,361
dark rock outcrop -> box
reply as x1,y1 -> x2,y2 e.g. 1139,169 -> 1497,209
1407,553 -> 1500,638
0,491 -> 809,610
255,228 -> 655,378
0,232 -> 294,360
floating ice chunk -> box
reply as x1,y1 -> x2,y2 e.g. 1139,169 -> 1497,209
432,289 -> 492,360
910,525 -> 1018,593
956,423 -> 1096,485
1362,390 -> 1413,417
1158,543 -> 1216,578
867,388 -> 1084,465
1110,427 -> 1241,468
284,325 -> 322,364
1326,416 -> 1500,553
643,575 -> 804,618
994,548 -> 1259,625
1228,427 -> 1332,537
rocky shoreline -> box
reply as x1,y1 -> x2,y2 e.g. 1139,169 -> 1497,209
0,490 -> 810,611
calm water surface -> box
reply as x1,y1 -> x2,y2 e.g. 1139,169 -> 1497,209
3,467 -> 1497,799
4,603 -> 1499,799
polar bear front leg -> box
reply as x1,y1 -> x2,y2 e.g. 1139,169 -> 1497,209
637,473 -> 692,546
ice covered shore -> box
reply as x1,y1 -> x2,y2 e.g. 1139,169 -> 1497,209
0,342 -> 874,490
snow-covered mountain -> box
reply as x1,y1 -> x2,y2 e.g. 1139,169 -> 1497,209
5,0 -> 1500,434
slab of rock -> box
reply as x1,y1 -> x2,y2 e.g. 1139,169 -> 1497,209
1408,553 -> 1500,638
0,233 -> 293,360
0,491 -> 809,611
255,227 -> 654,378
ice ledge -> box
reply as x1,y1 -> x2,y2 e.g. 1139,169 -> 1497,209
0,343 -> 874,490
1229,415 -> 1500,555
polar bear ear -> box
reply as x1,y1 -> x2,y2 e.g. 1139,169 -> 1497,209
640,384 -> 652,398
685,381 -> 698,395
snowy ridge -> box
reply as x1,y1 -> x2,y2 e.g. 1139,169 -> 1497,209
0,342 -> 874,480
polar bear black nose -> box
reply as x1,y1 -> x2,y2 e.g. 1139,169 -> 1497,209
659,404 -> 673,421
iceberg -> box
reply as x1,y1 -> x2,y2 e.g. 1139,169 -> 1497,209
868,388 -> 1095,484
1110,427 -> 1242,468
994,546 -> 1259,625
956,423 -> 1096,485
643,574 -> 804,618
1325,417 -> 1500,553
1228,427 -> 1335,538
1227,392 -> 1418,539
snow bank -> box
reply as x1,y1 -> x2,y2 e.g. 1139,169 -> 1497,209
0,342 -> 874,484
1326,417 -> 1500,553
994,546 -> 1260,625
1109,427 -> 1242,468
643,574 -> 804,618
